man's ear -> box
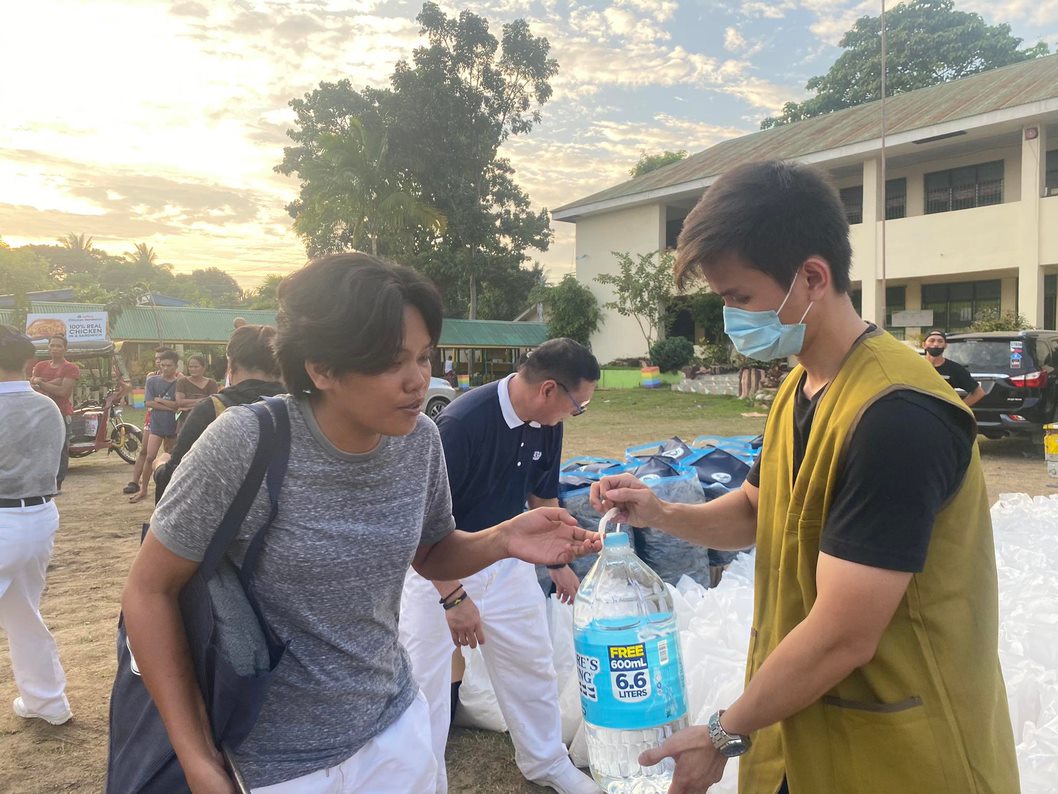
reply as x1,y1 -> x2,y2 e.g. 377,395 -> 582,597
801,256 -> 832,299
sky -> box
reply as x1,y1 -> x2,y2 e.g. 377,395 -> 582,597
2,0 -> 1057,290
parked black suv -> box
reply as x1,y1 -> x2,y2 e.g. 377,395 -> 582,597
944,330 -> 1058,439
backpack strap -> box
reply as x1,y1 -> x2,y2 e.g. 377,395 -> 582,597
196,400 -> 280,581
238,397 -> 291,587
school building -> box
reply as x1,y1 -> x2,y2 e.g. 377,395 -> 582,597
553,55 -> 1058,364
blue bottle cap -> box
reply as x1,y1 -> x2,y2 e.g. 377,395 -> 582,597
604,530 -> 630,549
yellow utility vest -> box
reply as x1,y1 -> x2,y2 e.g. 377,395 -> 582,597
742,329 -> 1019,794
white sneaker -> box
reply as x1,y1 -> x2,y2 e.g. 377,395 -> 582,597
533,762 -> 601,794
12,696 -> 72,726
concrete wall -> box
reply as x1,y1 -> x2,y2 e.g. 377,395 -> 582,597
575,203 -> 665,364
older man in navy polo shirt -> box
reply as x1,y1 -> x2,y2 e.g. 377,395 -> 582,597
400,338 -> 601,794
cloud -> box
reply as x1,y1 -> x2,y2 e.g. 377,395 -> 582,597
724,26 -> 747,51
168,0 -> 208,18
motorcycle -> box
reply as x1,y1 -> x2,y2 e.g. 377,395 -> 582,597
69,387 -> 143,464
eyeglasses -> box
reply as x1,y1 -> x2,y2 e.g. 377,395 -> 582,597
557,382 -> 589,417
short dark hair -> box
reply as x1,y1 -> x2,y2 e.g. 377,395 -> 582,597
154,345 -> 172,354
49,334 -> 68,348
519,338 -> 600,387
276,253 -> 443,395
0,325 -> 35,371
186,354 -> 207,369
675,160 -> 852,293
158,350 -> 179,364
226,324 -> 279,379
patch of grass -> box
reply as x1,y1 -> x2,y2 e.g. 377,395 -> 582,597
564,389 -> 766,458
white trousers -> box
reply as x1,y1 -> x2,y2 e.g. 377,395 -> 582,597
400,558 -> 569,793
0,501 -> 67,717
253,691 -> 435,793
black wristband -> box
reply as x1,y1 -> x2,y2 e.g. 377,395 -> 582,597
546,564 -> 568,570
442,594 -> 467,611
438,585 -> 464,604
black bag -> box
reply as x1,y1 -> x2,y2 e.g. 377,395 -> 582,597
106,398 -> 291,793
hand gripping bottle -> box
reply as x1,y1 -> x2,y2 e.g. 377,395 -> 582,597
573,509 -> 689,794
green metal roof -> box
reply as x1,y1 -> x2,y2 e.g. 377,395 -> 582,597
438,319 -> 549,348
555,53 -> 1058,216
1,301 -> 548,348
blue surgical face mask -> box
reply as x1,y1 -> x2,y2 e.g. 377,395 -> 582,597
723,275 -> 814,360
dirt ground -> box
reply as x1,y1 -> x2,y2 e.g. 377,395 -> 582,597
1,395 -> 1053,793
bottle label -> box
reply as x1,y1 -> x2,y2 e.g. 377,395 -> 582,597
574,616 -> 687,730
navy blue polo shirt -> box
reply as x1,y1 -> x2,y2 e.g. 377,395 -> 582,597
436,376 -> 564,533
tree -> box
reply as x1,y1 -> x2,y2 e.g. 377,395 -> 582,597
243,273 -> 285,310
630,150 -> 687,178
279,3 -> 557,320
687,290 -> 725,344
280,120 -> 446,257
390,4 -> 557,318
970,308 -> 1033,332
61,233 -> 94,255
760,0 -> 1049,129
595,250 -> 676,355
0,240 -> 51,297
529,273 -> 601,346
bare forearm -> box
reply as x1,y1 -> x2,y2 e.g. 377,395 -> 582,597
122,587 -> 216,763
655,488 -> 757,550
964,386 -> 985,407
415,527 -> 508,580
720,614 -> 868,736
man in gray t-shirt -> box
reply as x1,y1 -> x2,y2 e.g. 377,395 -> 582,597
152,396 -> 455,786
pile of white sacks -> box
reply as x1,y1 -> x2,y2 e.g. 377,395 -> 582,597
455,494 -> 1058,793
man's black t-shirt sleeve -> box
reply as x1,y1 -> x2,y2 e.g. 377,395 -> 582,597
821,392 -> 973,572
745,391 -> 973,572
939,360 -> 979,394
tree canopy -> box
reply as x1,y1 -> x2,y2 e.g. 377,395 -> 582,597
529,273 -> 601,347
277,2 -> 557,320
630,150 -> 687,177
761,0 -> 1049,129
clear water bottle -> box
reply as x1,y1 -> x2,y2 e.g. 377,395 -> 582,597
573,509 -> 689,794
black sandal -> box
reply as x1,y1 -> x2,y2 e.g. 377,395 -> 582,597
122,481 -> 139,495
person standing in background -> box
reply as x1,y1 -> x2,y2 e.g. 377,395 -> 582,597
923,330 -> 986,406
30,335 -> 80,493
123,347 -> 171,496
174,355 -> 218,432
0,325 -> 72,726
129,350 -> 180,504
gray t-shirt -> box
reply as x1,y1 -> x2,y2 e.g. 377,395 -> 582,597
0,382 -> 65,498
145,374 -> 179,437
151,395 -> 455,786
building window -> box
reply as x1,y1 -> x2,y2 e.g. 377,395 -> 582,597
921,280 -> 1001,332
924,161 -> 1004,214
885,178 -> 907,220
665,216 -> 684,250
840,186 -> 863,225
1046,151 -> 1058,196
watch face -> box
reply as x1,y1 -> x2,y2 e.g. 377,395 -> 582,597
719,737 -> 750,758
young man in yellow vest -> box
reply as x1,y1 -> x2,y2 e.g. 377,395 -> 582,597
590,160 -> 1018,794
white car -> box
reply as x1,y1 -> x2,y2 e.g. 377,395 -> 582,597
424,377 -> 457,420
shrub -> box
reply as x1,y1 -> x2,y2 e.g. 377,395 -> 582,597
649,336 -> 695,373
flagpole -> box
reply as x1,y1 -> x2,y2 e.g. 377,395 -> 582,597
879,0 -> 888,328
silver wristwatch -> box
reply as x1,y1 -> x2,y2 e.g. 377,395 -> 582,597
708,710 -> 752,758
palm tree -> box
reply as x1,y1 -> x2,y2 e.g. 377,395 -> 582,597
125,242 -> 158,269
295,119 -> 446,257
60,233 -> 94,253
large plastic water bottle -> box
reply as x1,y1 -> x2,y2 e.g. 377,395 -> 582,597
573,508 -> 689,794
